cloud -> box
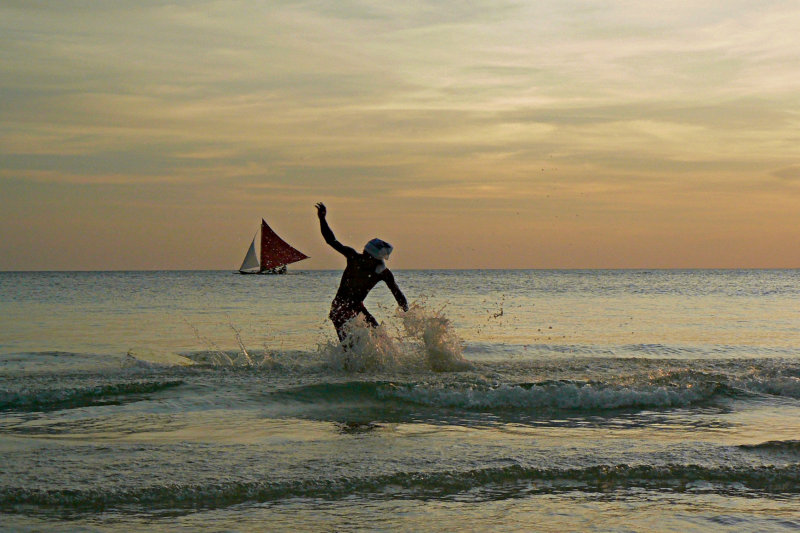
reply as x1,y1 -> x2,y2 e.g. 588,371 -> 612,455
2,0 -> 800,268
771,166 -> 800,181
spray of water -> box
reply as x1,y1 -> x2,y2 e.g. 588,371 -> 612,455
133,302 -> 470,373
182,317 -> 234,365
227,315 -> 254,366
322,316 -> 406,373
400,302 -> 471,371
321,301 -> 471,373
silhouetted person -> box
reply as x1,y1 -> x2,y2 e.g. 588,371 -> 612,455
315,202 -> 408,342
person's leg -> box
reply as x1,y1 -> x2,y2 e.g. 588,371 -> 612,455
329,302 -> 378,343
357,304 -> 379,328
330,316 -> 344,341
330,303 -> 357,342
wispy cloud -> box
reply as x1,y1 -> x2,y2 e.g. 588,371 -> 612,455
1,0 -> 799,268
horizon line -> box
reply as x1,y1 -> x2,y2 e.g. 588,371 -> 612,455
1,267 -> 798,273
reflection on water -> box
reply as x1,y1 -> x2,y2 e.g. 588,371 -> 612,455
1,270 -> 799,530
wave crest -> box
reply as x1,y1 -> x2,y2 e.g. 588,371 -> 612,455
380,379 -> 723,410
740,440 -> 800,453
3,463 -> 798,512
269,375 -> 728,413
0,381 -> 183,413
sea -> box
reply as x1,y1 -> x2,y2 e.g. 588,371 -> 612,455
1,269 -> 799,532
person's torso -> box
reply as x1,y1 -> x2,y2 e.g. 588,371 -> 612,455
333,255 -> 385,304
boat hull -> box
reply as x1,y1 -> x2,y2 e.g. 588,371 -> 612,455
237,266 -> 288,275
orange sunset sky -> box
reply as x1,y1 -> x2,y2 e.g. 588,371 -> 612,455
1,1 -> 799,270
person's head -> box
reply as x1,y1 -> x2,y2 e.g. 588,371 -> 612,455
364,238 -> 393,273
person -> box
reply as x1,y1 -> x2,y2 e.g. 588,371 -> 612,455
315,202 -> 408,342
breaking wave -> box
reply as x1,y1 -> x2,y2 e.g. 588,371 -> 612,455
3,463 -> 798,512
272,376 -> 730,412
380,380 -> 726,410
740,440 -> 800,453
736,376 -> 800,399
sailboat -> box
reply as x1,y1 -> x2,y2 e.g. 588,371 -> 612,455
238,219 -> 309,274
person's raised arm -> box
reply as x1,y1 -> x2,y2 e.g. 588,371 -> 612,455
383,269 -> 409,312
315,202 -> 357,258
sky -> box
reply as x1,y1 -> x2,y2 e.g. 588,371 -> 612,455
1,0 -> 799,270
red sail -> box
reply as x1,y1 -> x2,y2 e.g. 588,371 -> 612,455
259,219 -> 309,270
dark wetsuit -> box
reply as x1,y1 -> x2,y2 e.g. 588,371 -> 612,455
319,216 -> 407,341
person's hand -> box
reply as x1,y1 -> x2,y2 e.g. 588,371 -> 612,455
315,202 -> 327,219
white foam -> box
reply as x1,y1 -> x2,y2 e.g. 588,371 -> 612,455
738,376 -> 800,399
382,381 -> 712,410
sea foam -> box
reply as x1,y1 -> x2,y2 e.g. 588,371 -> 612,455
379,379 -> 720,410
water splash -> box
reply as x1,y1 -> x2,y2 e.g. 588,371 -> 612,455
322,316 -> 407,373
399,302 -> 471,372
179,317 -> 272,367
138,303 -> 468,373
321,301 -> 471,373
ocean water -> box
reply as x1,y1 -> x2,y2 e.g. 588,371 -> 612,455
1,269 -> 799,532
